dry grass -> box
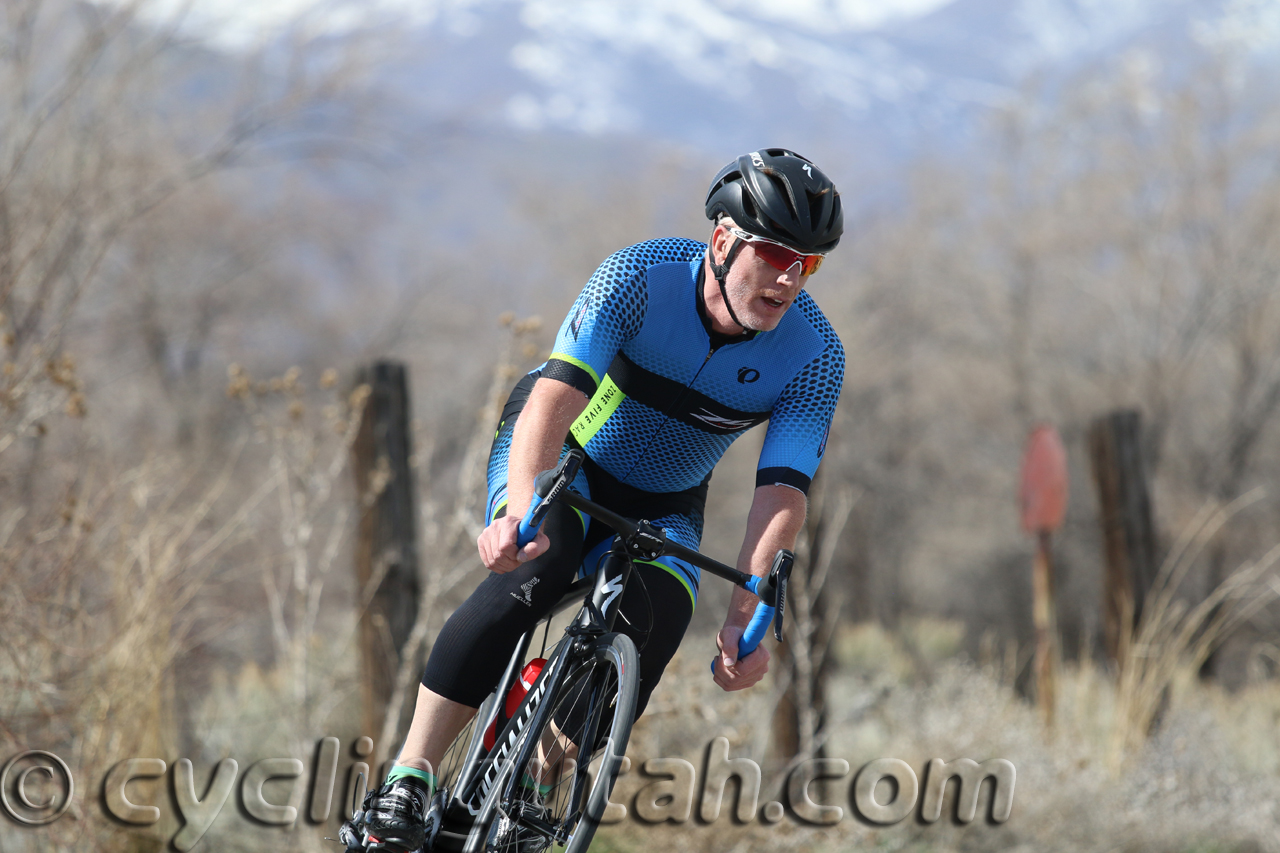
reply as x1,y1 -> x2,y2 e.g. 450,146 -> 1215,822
1110,490 -> 1280,767
0,364 -> 372,852
598,492 -> 1280,853
594,611 -> 1280,853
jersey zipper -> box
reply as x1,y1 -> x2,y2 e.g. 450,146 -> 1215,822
616,339 -> 726,484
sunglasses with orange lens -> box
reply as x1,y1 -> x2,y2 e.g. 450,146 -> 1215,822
729,228 -> 825,276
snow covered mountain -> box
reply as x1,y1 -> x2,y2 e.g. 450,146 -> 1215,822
361,0 -> 1275,162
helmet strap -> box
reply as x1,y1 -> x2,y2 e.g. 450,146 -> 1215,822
709,238 -> 753,333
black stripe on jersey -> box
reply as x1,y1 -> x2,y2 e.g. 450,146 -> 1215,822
609,351 -> 770,435
543,357 -> 598,397
755,467 -> 812,494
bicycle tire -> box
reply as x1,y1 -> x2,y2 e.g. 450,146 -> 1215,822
475,631 -> 638,853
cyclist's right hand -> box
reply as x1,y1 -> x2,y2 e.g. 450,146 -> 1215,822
478,514 -> 549,573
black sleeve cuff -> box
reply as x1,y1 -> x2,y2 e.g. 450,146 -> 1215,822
542,358 -> 598,397
755,467 -> 811,494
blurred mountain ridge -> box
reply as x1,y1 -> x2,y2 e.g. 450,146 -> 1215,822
363,0 -> 1276,163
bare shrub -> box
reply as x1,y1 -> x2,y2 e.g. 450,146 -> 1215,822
1110,491 -> 1280,765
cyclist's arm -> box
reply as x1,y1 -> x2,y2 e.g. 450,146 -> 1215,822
713,483 -> 807,690
480,245 -> 649,573
507,378 -> 589,516
477,377 -> 588,573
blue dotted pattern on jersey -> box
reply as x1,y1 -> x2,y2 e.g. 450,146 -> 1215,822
755,294 -> 845,477
486,424 -> 515,522
590,410 -> 736,493
553,246 -> 843,494
577,397 -> 677,488
550,238 -> 705,384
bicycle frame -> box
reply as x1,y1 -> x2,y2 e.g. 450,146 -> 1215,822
437,447 -> 792,852
449,538 -> 634,823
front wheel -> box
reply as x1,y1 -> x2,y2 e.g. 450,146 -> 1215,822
480,631 -> 638,853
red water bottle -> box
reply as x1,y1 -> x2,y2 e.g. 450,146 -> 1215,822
483,658 -> 546,750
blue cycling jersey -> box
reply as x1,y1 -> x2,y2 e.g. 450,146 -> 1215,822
540,237 -> 844,495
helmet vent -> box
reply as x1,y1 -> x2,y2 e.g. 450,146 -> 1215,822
760,212 -> 796,244
766,172 -> 799,221
806,188 -> 828,229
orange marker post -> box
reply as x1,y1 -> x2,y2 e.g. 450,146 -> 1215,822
1018,424 -> 1068,728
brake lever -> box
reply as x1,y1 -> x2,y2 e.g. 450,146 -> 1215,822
517,449 -> 585,548
710,548 -> 794,675
770,549 -> 792,642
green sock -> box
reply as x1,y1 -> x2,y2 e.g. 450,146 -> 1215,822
387,764 -> 437,795
520,772 -> 552,797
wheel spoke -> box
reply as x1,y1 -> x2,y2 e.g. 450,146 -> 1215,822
480,634 -> 637,853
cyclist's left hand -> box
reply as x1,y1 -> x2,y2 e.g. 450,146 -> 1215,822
478,514 -> 550,573
712,624 -> 770,691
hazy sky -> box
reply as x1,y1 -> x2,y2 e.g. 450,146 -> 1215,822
136,0 -> 955,48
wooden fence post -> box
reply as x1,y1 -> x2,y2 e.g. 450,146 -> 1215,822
352,361 -> 421,746
1087,409 -> 1157,668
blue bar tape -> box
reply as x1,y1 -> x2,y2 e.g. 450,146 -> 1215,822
517,497 -> 543,548
710,580 -> 773,674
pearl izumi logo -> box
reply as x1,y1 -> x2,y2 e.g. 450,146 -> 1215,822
737,367 -> 760,384
511,577 -> 540,607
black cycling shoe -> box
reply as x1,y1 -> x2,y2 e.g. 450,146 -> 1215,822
339,777 -> 432,852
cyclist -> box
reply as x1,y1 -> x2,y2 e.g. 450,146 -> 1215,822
342,148 -> 845,852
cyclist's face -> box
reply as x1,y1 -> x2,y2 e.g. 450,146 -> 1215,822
708,222 -> 807,333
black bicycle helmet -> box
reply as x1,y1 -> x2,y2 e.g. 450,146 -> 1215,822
705,148 -> 843,254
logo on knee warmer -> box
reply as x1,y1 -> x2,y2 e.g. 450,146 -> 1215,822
511,577 -> 540,607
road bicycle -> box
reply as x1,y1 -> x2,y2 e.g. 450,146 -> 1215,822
350,448 -> 791,853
